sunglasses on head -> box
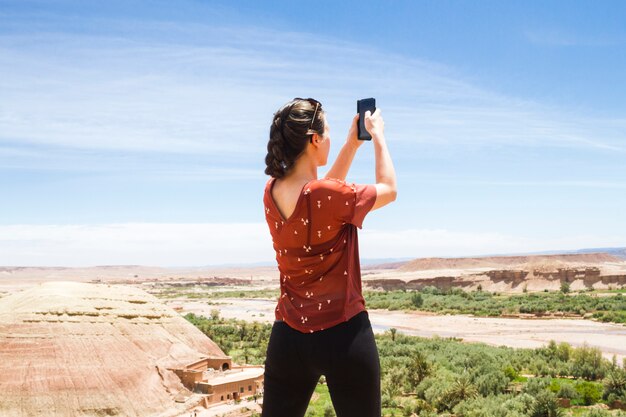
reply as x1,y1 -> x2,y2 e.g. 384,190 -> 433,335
293,97 -> 322,143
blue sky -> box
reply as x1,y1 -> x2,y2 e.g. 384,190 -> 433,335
1,0 -> 625,266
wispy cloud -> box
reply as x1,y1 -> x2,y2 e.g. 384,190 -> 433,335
524,29 -> 626,47
2,11 -> 626,173
360,228 -> 626,260
0,223 -> 274,266
401,178 -> 626,190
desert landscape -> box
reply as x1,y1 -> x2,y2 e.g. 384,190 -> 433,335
2,249 -> 626,416
2,250 -> 626,358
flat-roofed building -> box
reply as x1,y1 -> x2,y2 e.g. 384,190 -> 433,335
170,359 -> 265,405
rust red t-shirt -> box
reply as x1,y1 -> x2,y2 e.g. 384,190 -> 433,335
263,176 -> 377,334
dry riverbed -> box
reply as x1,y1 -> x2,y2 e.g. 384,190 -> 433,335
168,297 -> 626,363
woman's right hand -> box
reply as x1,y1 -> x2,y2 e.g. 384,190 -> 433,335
364,108 -> 384,140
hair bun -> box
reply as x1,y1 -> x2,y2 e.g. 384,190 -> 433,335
265,99 -> 324,178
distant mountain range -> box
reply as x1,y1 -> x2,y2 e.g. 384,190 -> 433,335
363,247 -> 626,268
194,247 -> 626,269
569,247 -> 626,259
478,247 -> 626,261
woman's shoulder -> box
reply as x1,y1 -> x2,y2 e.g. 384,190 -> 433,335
309,177 -> 356,194
263,177 -> 274,196
310,177 -> 355,192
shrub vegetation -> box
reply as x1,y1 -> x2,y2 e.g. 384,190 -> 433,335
185,313 -> 626,416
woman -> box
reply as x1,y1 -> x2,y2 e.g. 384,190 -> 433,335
261,97 -> 397,417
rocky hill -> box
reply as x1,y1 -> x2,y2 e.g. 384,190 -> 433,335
0,281 -> 230,417
361,252 -> 626,293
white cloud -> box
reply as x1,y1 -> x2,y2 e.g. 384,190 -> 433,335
0,223 -> 274,267
1,223 -> 623,267
359,228 -> 626,259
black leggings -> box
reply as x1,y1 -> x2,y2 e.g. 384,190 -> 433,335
261,310 -> 381,417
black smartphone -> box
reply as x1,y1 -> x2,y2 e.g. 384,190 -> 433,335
357,98 -> 376,140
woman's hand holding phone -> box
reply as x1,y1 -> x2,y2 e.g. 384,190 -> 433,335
364,108 -> 385,141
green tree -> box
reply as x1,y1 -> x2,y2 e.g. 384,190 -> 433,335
382,366 -> 405,398
572,343 -> 606,380
523,377 -> 551,397
474,369 -> 509,396
556,383 -> 578,400
407,349 -> 431,389
238,323 -> 247,341
560,281 -> 570,294
440,372 -> 479,411
556,342 -> 572,362
411,292 -> 424,308
504,365 -> 520,381
242,346 -> 250,364
389,327 -> 398,342
530,391 -> 563,417
603,368 -> 626,401
574,381 -> 603,405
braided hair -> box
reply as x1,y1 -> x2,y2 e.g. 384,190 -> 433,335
265,98 -> 325,178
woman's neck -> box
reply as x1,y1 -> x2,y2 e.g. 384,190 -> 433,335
284,158 -> 318,183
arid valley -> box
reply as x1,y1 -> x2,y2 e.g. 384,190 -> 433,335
2,249 -> 626,417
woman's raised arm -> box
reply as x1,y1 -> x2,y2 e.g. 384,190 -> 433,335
323,114 -> 362,181
366,109 -> 397,211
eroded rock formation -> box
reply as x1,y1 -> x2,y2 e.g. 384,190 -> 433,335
364,268 -> 626,293
0,281 -> 230,417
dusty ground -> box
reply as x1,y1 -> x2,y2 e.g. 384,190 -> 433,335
181,398 -> 261,417
0,265 -> 278,292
